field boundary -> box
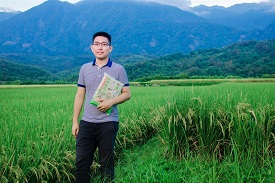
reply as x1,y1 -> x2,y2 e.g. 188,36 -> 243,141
131,78 -> 275,86
0,84 -> 76,89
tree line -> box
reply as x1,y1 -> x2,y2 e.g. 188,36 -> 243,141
0,39 -> 274,84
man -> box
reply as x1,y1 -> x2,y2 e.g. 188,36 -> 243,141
72,31 -> 131,183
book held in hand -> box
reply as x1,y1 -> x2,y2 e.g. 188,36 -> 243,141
90,73 -> 124,115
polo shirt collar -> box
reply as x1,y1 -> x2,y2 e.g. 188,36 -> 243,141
92,58 -> 112,67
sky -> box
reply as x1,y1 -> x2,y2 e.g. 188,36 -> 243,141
0,0 -> 273,12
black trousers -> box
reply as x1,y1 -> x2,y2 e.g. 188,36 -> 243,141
75,120 -> 119,183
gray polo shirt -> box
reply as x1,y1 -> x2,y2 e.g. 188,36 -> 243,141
77,58 -> 129,123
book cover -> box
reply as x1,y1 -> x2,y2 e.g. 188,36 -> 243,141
90,73 -> 124,115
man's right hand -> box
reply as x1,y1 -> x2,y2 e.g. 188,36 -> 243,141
72,122 -> 79,138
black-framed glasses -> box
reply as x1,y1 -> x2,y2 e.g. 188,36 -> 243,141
92,42 -> 110,48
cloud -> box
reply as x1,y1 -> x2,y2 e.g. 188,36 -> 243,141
92,0 -> 191,10
0,7 -> 17,12
135,0 -> 191,10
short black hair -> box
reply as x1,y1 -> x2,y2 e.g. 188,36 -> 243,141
92,31 -> 111,45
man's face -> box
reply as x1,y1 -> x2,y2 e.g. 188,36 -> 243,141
91,36 -> 112,60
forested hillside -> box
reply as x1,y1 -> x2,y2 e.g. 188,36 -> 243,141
125,39 -> 275,81
0,60 -> 57,84
1,39 -> 274,84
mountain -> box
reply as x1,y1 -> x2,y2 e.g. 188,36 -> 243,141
124,39 -> 275,81
0,11 -> 20,22
1,39 -> 274,84
246,22 -> 275,40
191,2 -> 275,31
0,59 -> 58,83
0,0 -> 273,57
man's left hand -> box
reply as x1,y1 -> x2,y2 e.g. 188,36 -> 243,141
97,99 -> 113,112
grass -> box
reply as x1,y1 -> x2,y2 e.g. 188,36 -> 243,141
115,136 -> 275,182
0,80 -> 274,182
158,82 -> 275,159
0,86 -> 76,182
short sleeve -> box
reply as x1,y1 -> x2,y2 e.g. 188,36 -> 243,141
118,67 -> 129,86
77,66 -> 86,88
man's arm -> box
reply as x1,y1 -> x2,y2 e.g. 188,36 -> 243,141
97,86 -> 131,112
72,87 -> 86,138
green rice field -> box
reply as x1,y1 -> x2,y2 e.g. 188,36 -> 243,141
0,80 -> 275,182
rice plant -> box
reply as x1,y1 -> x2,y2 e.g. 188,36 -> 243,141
0,86 -> 76,182
0,81 -> 274,182
158,82 -> 275,163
